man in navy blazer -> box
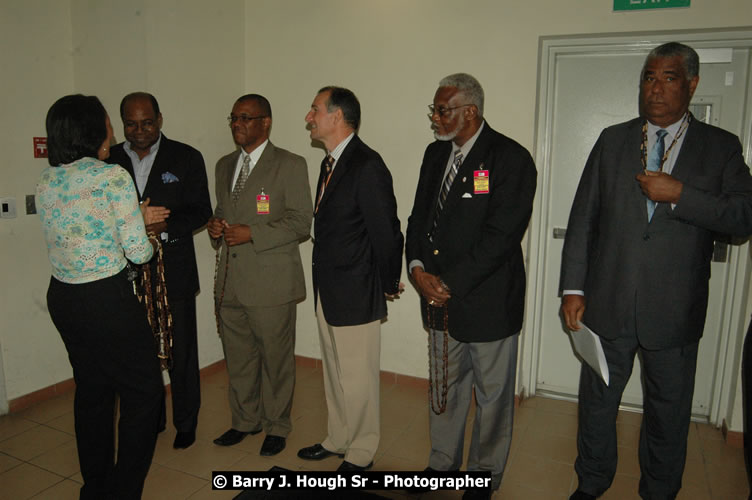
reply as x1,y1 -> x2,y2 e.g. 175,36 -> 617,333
109,92 -> 212,450
405,73 -> 536,498
297,86 -> 403,472
561,43 -> 752,500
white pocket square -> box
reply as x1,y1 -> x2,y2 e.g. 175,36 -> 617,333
462,193 -> 473,198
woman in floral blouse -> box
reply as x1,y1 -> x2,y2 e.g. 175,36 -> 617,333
37,94 -> 162,500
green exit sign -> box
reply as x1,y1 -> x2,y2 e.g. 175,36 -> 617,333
615,0 -> 690,11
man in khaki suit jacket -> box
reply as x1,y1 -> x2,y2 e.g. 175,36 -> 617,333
208,94 -> 312,457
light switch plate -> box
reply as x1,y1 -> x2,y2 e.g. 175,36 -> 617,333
0,197 -> 17,218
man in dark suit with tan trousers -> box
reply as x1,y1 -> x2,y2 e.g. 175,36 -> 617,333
297,86 -> 403,472
109,92 -> 212,450
406,73 -> 537,500
208,94 -> 312,457
561,42 -> 752,500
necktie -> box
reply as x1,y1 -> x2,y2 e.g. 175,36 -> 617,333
232,155 -> 251,202
431,150 -> 463,237
315,154 -> 335,214
646,129 -> 668,221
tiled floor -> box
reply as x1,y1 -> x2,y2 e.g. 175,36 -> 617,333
0,360 -> 749,499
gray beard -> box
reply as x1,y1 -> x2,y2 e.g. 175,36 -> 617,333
433,130 -> 457,141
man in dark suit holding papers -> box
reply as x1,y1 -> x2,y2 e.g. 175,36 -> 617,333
560,42 -> 752,500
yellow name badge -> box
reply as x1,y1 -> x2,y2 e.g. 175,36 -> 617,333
474,170 -> 489,194
256,193 -> 270,214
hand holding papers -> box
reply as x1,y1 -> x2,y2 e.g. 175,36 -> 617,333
569,322 -> 609,386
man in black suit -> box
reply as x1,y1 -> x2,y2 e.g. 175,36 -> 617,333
561,43 -> 752,500
109,92 -> 212,450
405,73 -> 537,499
297,86 -> 403,472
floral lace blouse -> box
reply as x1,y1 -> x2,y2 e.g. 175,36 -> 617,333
36,157 -> 153,284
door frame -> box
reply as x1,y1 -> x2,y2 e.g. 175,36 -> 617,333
521,28 -> 752,427
0,339 -> 7,415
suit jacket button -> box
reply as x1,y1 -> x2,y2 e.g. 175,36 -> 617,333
433,249 -> 439,255
643,234 -> 650,240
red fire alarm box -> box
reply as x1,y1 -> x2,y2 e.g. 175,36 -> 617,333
34,137 -> 48,158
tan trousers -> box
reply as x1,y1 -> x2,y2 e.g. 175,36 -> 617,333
219,296 -> 296,438
316,296 -> 381,467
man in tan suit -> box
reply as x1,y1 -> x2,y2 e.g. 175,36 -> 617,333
208,94 -> 312,456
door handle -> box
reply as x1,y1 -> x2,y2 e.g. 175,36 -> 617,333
553,227 -> 567,239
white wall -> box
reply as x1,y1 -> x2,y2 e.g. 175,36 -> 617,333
68,0 -> 246,384
2,1 -> 752,432
241,1 -> 752,384
0,0 -> 76,402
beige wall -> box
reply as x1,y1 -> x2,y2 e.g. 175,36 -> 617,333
2,1 -> 751,431
0,0 -> 244,401
1,1 -> 75,400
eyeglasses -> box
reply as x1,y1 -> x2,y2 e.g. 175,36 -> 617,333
427,104 -> 471,119
228,114 -> 269,124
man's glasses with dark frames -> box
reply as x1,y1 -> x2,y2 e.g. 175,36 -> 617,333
427,104 -> 471,119
228,114 -> 269,125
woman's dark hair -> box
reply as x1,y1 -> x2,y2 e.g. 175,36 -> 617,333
46,94 -> 108,166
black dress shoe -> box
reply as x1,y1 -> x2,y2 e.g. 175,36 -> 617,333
569,490 -> 597,500
260,435 -> 286,456
213,428 -> 260,446
462,487 -> 492,500
407,467 -> 440,493
173,430 -> 196,449
297,443 -> 345,460
337,460 -> 373,472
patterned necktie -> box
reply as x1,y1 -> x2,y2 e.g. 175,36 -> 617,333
315,154 -> 335,214
431,150 -> 463,237
232,154 -> 251,202
646,129 -> 668,221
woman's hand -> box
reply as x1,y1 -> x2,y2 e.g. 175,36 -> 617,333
140,197 -> 170,226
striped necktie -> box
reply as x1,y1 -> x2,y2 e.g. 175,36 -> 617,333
315,154 -> 335,214
232,154 -> 251,202
431,149 -> 463,237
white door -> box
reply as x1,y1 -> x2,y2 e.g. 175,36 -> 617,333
525,38 -> 752,420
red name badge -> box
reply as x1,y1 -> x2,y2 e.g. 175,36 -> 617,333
256,194 -> 270,214
474,170 -> 489,194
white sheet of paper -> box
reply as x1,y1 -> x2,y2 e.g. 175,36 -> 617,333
570,321 -> 609,386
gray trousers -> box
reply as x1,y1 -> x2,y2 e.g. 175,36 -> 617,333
428,332 -> 518,490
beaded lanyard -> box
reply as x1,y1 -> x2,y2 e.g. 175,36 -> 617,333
640,113 -> 691,172
213,241 -> 230,337
135,234 -> 173,370
426,303 -> 449,415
